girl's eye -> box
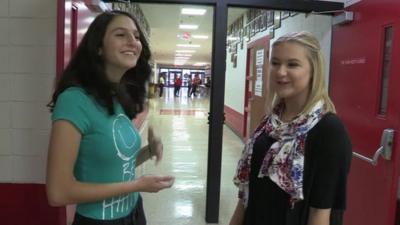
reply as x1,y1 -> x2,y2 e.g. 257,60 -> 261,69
288,63 -> 299,67
116,33 -> 125,37
271,61 -> 279,66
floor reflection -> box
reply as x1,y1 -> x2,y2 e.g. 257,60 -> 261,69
137,94 -> 243,224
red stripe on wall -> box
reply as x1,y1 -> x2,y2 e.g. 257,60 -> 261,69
224,105 -> 244,139
0,183 -> 66,225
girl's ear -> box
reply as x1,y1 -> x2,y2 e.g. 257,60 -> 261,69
98,48 -> 103,55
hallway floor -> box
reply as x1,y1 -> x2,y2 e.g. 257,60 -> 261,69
137,87 -> 244,224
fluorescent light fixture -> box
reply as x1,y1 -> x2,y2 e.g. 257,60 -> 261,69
181,8 -> 206,16
177,44 -> 200,48
192,35 -> 209,39
174,61 -> 187,65
193,62 -> 208,66
179,24 -> 199,30
176,50 -> 196,53
175,53 -> 192,57
175,58 -> 188,61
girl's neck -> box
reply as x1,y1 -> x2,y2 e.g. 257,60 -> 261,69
280,99 -> 305,122
105,67 -> 125,84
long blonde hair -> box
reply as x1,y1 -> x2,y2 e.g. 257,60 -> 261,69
266,31 -> 336,114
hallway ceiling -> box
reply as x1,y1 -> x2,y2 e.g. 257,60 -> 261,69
138,3 -> 246,67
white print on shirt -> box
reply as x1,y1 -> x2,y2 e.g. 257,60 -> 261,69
102,114 -> 139,219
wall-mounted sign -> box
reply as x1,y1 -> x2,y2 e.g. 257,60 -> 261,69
345,0 -> 362,7
255,49 -> 264,97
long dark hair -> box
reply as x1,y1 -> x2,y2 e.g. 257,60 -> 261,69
48,10 -> 151,119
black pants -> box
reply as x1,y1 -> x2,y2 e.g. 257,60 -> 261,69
159,84 -> 164,97
72,196 -> 146,225
174,86 -> 181,96
189,85 -> 197,97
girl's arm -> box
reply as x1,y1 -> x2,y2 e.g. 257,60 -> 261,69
229,200 -> 245,225
135,126 -> 163,167
308,207 -> 331,225
46,120 -> 174,207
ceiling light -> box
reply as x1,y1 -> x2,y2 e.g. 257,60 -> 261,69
175,56 -> 190,60
177,44 -> 200,48
179,24 -> 199,30
175,53 -> 192,57
193,62 -> 208,66
181,8 -> 206,16
192,35 -> 208,39
176,50 -> 196,53
174,61 -> 187,65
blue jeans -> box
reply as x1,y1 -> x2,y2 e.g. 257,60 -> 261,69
72,196 -> 146,225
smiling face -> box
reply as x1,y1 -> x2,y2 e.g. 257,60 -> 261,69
269,42 -> 312,107
100,15 -> 142,83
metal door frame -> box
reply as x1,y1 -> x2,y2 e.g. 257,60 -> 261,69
104,0 -> 344,222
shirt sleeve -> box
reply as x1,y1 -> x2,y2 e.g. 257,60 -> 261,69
309,114 -> 352,209
51,88 -> 91,134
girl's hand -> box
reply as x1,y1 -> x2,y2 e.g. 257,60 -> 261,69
135,175 -> 175,192
148,126 -> 163,164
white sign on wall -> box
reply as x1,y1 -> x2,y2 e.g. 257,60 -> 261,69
255,49 -> 264,97
256,49 -> 264,66
255,80 -> 263,97
345,0 -> 362,7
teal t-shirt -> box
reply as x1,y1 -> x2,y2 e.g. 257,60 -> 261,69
52,87 -> 141,220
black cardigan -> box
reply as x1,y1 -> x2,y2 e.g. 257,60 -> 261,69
244,113 -> 352,225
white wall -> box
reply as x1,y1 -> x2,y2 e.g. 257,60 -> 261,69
0,0 -> 56,183
224,13 -> 332,114
225,42 -> 247,112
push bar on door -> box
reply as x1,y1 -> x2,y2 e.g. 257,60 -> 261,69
352,129 -> 394,166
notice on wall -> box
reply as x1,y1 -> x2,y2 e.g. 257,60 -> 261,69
256,67 -> 263,79
255,80 -> 263,97
254,49 -> 264,97
256,49 -> 264,66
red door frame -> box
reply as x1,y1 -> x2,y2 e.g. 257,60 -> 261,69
243,35 -> 270,139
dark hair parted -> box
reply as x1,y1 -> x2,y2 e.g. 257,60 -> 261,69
48,10 -> 151,119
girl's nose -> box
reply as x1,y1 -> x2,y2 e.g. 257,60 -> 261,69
276,65 -> 287,76
127,34 -> 137,45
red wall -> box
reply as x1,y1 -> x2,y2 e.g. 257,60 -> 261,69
224,105 -> 245,140
0,184 -> 66,225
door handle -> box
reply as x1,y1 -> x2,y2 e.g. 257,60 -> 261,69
352,128 -> 394,166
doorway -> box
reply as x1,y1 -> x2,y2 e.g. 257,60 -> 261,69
243,36 -> 270,139
56,1 -> 345,224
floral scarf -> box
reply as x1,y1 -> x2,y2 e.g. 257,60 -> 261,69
233,100 -> 326,207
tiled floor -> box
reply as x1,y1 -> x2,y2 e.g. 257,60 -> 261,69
137,87 -> 244,224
